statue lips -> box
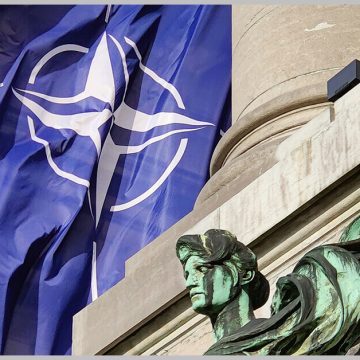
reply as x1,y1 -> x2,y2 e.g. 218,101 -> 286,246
190,291 -> 203,299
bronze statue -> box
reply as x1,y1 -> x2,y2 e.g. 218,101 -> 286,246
176,223 -> 360,355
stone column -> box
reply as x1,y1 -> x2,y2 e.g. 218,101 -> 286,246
196,5 -> 360,207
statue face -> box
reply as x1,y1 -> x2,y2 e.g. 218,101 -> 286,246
183,255 -> 235,315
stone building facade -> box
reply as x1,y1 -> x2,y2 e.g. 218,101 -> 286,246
72,5 -> 360,355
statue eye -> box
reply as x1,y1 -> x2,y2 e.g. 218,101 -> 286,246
199,265 -> 210,273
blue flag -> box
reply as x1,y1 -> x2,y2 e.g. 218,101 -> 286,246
0,5 -> 231,355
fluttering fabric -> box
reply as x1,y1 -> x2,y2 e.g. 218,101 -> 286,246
0,5 -> 231,354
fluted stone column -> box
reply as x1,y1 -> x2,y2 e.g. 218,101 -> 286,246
196,5 -> 360,207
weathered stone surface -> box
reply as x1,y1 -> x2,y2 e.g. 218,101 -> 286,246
105,296 -> 197,355
201,5 -> 360,210
219,85 -> 360,242
72,209 -> 220,355
109,198 -> 360,355
233,5 -> 360,121
72,82 -> 360,355
153,316 -> 213,355
196,103 -> 330,206
136,203 -> 360,355
275,106 -> 333,161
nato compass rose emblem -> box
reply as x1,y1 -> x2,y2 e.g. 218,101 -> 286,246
11,27 -> 213,226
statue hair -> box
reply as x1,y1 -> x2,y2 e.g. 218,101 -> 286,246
176,229 -> 270,310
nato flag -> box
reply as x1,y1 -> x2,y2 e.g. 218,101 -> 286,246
0,5 -> 231,354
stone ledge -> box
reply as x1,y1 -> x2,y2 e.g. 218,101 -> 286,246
72,84 -> 360,355
110,171 -> 360,354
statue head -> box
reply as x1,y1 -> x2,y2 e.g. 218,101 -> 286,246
176,229 -> 269,317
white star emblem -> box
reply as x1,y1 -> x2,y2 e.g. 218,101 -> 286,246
12,30 -> 213,225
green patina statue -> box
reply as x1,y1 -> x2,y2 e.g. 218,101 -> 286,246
176,218 -> 360,355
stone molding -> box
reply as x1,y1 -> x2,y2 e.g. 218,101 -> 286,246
197,5 -> 360,207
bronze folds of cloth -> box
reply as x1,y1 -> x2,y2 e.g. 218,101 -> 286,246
176,218 -> 360,355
